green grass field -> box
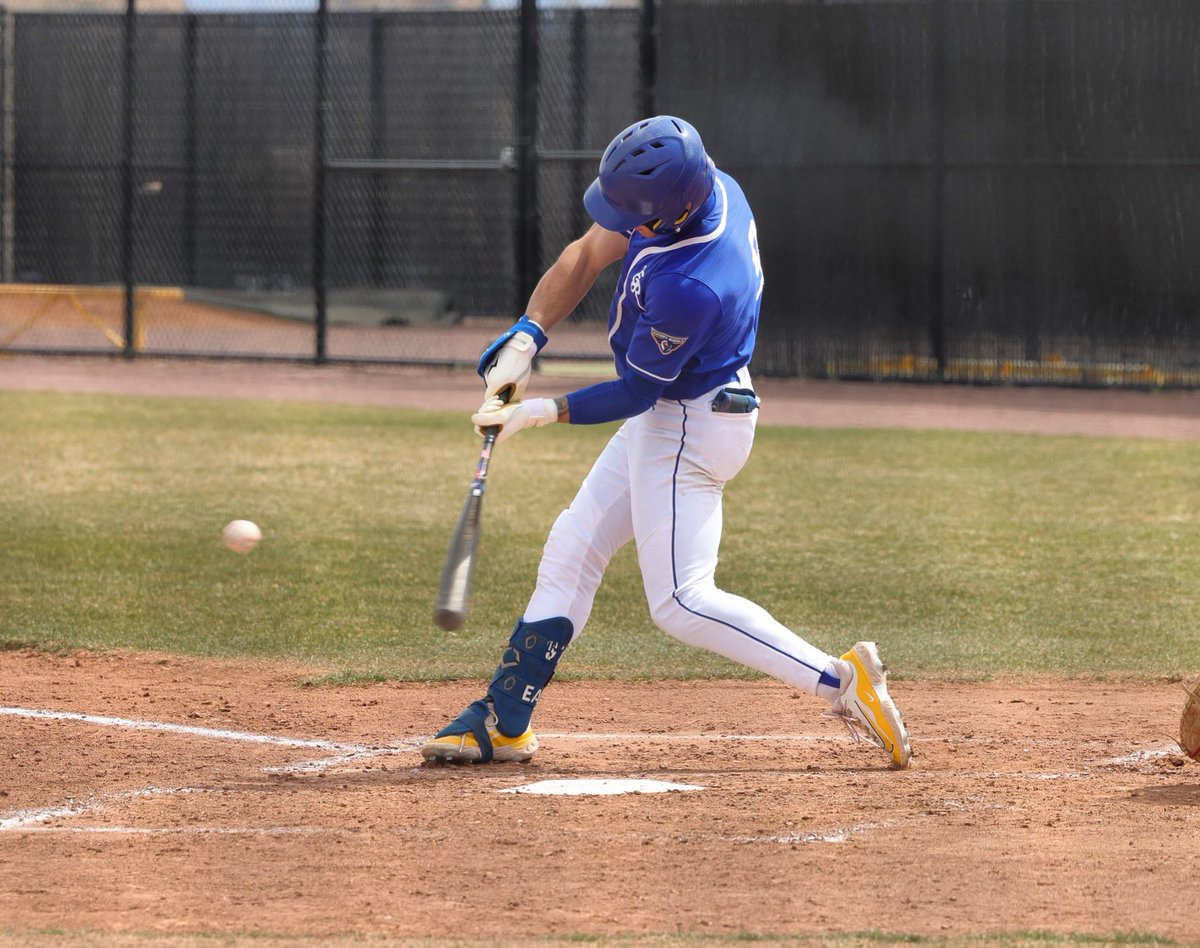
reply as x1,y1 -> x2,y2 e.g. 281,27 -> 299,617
3,389 -> 1198,683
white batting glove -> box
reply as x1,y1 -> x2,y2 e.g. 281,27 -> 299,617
481,325 -> 541,402
471,396 -> 558,445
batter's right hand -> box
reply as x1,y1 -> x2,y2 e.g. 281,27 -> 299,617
477,315 -> 548,402
472,395 -> 558,445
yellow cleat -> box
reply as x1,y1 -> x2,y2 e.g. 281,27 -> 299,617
421,700 -> 538,764
827,641 -> 912,769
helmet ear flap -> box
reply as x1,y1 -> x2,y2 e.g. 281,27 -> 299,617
644,201 -> 693,236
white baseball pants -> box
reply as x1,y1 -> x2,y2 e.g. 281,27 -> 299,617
524,369 -> 841,700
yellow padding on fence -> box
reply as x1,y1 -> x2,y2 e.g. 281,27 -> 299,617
0,284 -> 183,351
827,354 -> 1200,388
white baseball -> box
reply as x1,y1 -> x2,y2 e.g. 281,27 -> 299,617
222,519 -> 262,554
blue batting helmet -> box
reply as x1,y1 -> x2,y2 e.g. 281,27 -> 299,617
583,116 -> 716,235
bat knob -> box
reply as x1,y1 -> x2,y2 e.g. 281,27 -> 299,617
434,608 -> 465,632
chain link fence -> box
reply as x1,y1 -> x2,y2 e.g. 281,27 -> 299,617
659,0 -> 1200,386
0,0 -> 641,366
2,0 -> 1199,387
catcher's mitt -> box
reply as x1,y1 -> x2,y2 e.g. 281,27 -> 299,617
1181,677 -> 1200,762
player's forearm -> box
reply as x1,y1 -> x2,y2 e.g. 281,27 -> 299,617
525,241 -> 599,332
525,225 -> 627,332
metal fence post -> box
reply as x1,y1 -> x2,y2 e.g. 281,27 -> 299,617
568,8 -> 587,240
930,0 -> 947,379
515,0 -> 540,310
313,0 -> 329,364
121,0 -> 136,358
640,0 -> 656,118
184,13 -> 197,288
0,3 -> 11,285
370,13 -> 385,288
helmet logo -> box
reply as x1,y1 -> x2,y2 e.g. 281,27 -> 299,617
651,327 -> 688,356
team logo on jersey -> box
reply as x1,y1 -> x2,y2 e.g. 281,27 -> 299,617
651,327 -> 688,356
630,266 -> 648,310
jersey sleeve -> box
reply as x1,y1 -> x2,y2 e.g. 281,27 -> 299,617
623,275 -> 722,385
565,372 -> 664,425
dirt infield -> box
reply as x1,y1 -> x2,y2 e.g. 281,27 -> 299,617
2,648 -> 1197,943
2,355 -> 1200,943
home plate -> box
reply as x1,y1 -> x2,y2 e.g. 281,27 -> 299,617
499,778 -> 704,796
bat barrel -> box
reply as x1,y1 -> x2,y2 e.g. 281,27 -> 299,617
433,607 -> 465,631
432,414 -> 504,631
433,464 -> 486,630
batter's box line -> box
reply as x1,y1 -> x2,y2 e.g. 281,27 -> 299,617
2,705 -> 1176,777
714,819 -> 893,845
0,705 -> 372,755
1,785 -> 338,836
284,733 -> 1182,777
4,707 -> 1162,754
293,731 -> 876,775
18,824 -> 326,836
0,785 -> 193,832
266,740 -> 425,774
1098,744 -> 1180,766
545,732 -> 1169,749
538,731 -> 853,742
0,704 -> 423,779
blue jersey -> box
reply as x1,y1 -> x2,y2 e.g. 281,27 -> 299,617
606,170 -> 764,401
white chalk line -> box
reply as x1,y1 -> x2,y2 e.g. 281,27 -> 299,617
0,786 -> 189,831
1099,745 -> 1179,766
3,705 -> 1167,757
1,704 -> 1179,838
1,803 -> 86,831
478,821 -> 892,846
20,825 -> 322,836
542,732 -> 1167,750
0,705 -> 415,834
1,783 -> 346,836
0,705 -> 370,753
0,703 -> 428,775
264,740 -> 425,774
729,820 -> 890,845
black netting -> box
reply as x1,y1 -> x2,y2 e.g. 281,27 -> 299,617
536,5 -> 641,331
3,0 -> 1199,385
659,0 -> 1200,385
329,12 -> 519,164
324,13 -> 520,296
13,15 -> 124,289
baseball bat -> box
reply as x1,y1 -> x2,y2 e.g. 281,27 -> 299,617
432,389 -> 510,631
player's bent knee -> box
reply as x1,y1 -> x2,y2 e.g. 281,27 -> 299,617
647,586 -> 716,647
544,504 -> 601,557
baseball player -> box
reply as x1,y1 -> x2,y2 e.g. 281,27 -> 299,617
421,116 -> 912,768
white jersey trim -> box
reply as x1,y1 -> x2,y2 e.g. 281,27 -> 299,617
625,353 -> 680,384
608,177 -> 730,346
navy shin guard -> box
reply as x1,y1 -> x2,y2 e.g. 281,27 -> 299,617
487,616 -> 573,736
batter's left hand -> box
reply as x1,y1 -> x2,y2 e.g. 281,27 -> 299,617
477,315 -> 548,402
472,395 -> 559,444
